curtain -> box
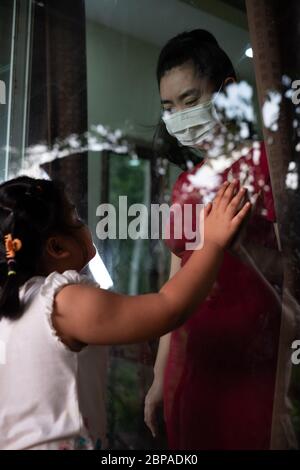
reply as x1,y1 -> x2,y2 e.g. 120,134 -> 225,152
27,0 -> 88,218
246,0 -> 300,449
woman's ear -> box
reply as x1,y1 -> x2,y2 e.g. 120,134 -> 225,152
223,76 -> 236,88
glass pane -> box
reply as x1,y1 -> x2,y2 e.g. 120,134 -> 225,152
97,152 -> 155,449
106,153 -> 151,293
0,0 -> 14,182
0,0 -> 33,182
0,0 -> 299,454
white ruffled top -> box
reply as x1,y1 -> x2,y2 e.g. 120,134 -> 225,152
0,270 -> 108,450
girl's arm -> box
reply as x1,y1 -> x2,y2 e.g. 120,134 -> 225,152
53,182 -> 250,346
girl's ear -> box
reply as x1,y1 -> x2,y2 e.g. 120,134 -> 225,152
45,236 -> 70,259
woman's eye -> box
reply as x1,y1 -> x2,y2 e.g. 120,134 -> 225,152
163,107 -> 174,114
186,99 -> 198,106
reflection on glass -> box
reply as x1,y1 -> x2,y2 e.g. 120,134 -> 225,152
0,0 -> 14,182
88,245 -> 113,290
0,0 -> 298,451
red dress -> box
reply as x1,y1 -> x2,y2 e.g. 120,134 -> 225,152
164,144 -> 281,450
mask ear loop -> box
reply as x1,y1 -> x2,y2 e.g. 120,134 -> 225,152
213,77 -> 237,104
212,76 -> 238,123
211,83 -> 225,126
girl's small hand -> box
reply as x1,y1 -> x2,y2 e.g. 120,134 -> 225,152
204,181 -> 251,250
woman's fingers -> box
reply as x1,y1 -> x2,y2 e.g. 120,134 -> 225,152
144,416 -> 155,438
144,404 -> 157,438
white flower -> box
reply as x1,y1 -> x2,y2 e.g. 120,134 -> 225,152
262,91 -> 282,131
188,166 -> 222,192
214,81 -> 255,123
286,172 -> 298,190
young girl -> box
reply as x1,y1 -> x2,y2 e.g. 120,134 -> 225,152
0,175 -> 249,450
144,30 -> 282,450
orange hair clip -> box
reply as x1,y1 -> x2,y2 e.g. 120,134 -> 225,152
4,234 -> 22,260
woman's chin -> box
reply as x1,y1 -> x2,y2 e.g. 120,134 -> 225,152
194,142 -> 210,151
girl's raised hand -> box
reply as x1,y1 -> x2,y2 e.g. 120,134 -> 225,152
204,181 -> 251,250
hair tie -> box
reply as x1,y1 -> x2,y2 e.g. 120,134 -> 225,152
4,234 -> 22,277
7,259 -> 17,276
4,234 -> 22,260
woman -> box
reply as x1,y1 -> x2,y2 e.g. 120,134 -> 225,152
144,29 -> 282,450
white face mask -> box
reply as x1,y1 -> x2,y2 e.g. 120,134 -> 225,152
162,100 -> 220,147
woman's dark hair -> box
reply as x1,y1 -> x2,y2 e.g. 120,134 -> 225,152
154,29 -> 237,169
0,176 -> 84,320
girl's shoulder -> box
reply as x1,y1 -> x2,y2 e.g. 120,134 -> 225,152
20,270 -> 98,300
40,270 -> 98,297
37,271 -> 99,352
38,270 -> 100,319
